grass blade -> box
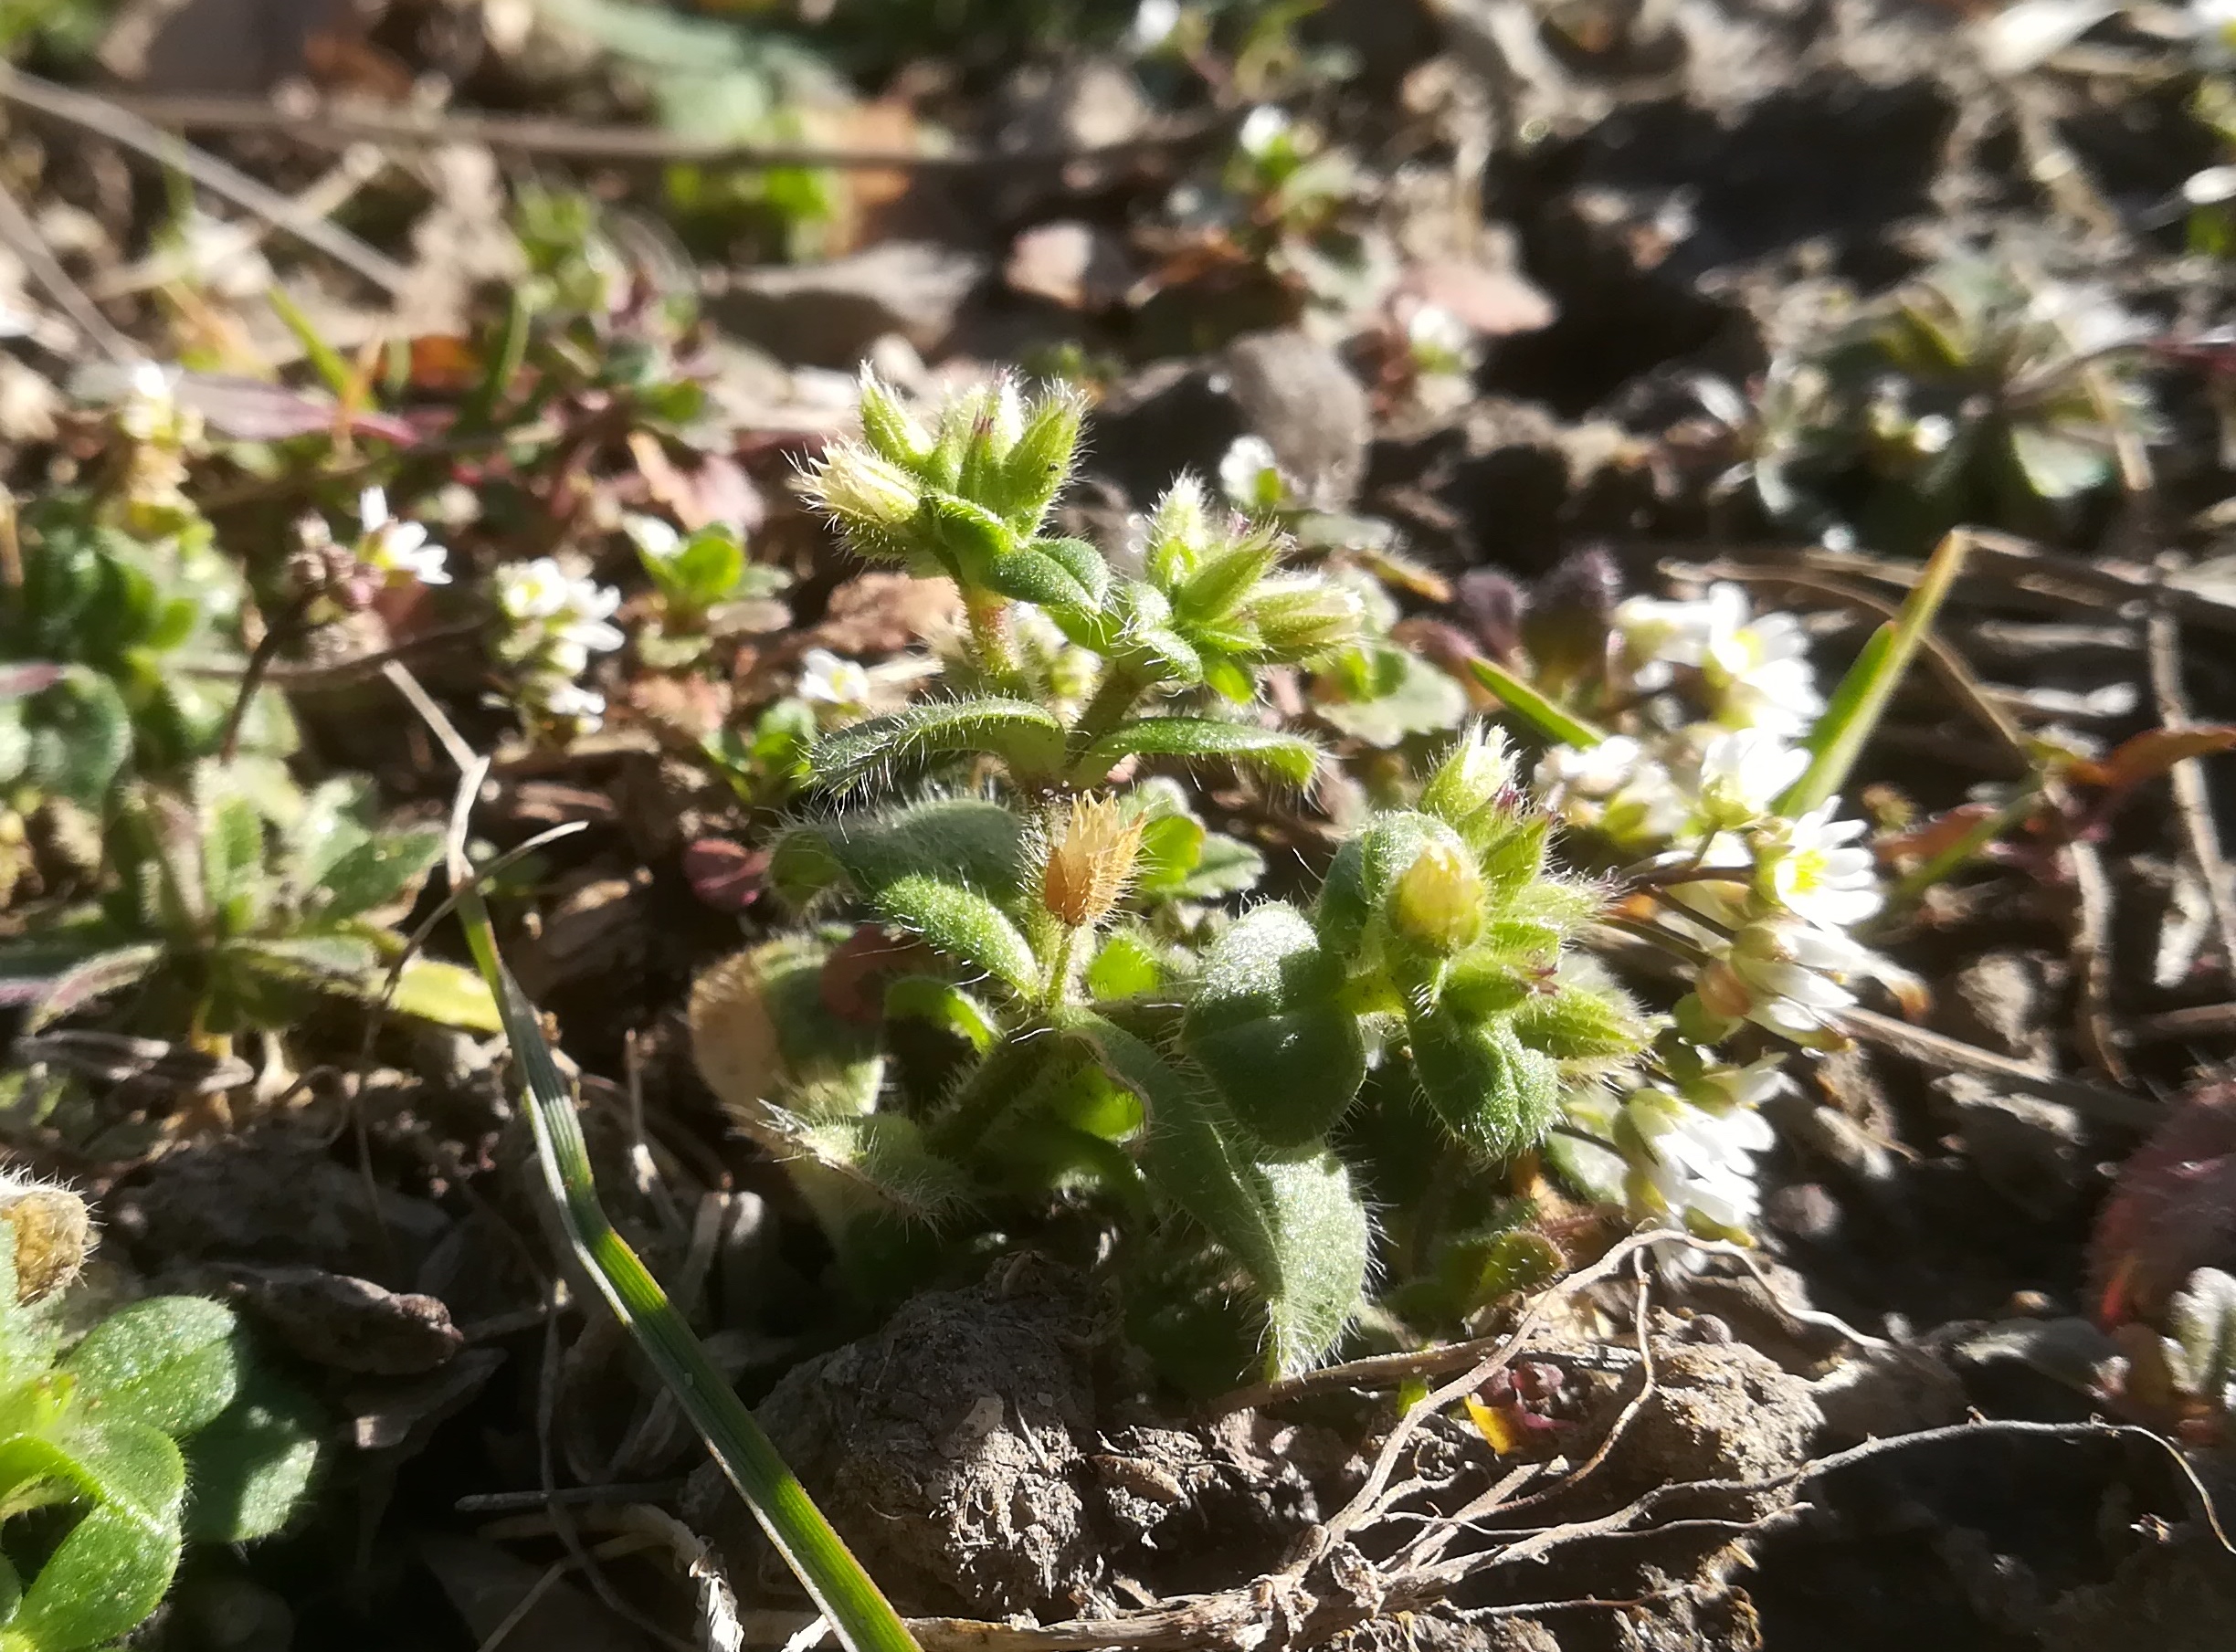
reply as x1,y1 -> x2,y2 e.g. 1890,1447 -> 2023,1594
1465,658 -> 1608,750
441,784 -> 920,1652
1780,528 -> 1972,817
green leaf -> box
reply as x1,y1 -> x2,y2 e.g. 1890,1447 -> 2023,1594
1466,657 -> 1608,750
63,1297 -> 241,1437
196,778 -> 266,938
6,1498 -> 181,1651
980,550 -> 1095,614
1314,810 -> 1461,957
670,527 -> 749,608
777,1111 -> 976,1226
21,670 -> 131,808
1249,1153 -> 1372,1375
386,956 -> 504,1032
20,944 -> 163,1032
1781,527 -> 1969,817
770,799 -> 1027,905
881,977 -> 997,1050
1031,537 -> 1109,609
1510,982 -> 1649,1065
182,1370 -> 323,1543
1406,1005 -> 1562,1161
1084,931 -> 1164,1001
1058,1010 -> 1366,1375
1185,904 -> 1365,1151
1316,647 -> 1468,748
872,876 -> 1039,1000
1074,718 -> 1319,788
225,932 -> 382,995
2167,1268 -> 2236,1400
807,699 -> 1068,792
315,827 -> 443,919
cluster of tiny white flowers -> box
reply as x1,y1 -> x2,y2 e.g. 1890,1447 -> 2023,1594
493,558 -> 624,731
1527,583 -> 1893,1236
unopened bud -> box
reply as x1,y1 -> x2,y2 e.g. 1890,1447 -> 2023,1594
857,371 -> 933,467
0,1173 -> 90,1304
1144,479 -> 1211,587
1390,841 -> 1484,956
808,443 -> 922,531
1000,385 -> 1087,523
1420,727 -> 1514,828
1250,577 -> 1364,658
1042,795 -> 1146,929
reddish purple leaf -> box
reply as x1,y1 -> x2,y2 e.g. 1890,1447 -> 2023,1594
2091,1080 -> 2236,1326
681,839 -> 768,914
176,374 -> 419,446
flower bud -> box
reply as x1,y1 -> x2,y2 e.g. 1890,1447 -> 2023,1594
1144,479 -> 1210,587
0,1173 -> 90,1304
1249,577 -> 1364,658
1420,726 -> 1514,828
857,371 -> 933,467
999,384 -> 1087,524
807,443 -> 923,532
1042,795 -> 1146,929
1389,840 -> 1484,956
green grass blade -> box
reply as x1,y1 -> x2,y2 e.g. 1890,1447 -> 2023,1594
1465,658 -> 1608,750
1779,528 -> 1971,817
446,851 -> 921,1652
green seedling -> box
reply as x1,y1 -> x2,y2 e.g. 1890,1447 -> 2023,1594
0,1180 -> 320,1652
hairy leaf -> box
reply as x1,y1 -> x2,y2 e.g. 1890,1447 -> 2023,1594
1511,983 -> 1649,1067
770,798 -> 1027,905
807,699 -> 1068,792
316,827 -> 444,920
1074,718 -> 1319,788
872,876 -> 1039,1000
778,1111 -> 976,1227
1185,904 -> 1364,1150
63,1296 -> 241,1438
20,943 -> 163,1032
183,1370 -> 324,1543
1060,1010 -> 1366,1374
1407,1004 -> 1563,1161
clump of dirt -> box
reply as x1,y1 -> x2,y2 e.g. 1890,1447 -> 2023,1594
698,1260 -> 1351,1621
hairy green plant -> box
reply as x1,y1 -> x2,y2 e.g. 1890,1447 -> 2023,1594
0,1180 -> 321,1652
691,374 -> 1647,1383
0,761 -> 497,1041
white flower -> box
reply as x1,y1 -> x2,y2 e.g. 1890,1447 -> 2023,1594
497,557 -> 576,623
1617,584 -> 1824,735
1623,1090 -> 1775,1232
1218,434 -> 1293,511
535,679 -> 606,728
1535,734 -> 1645,800
113,359 -> 197,447
1764,802 -> 1883,929
797,648 -> 871,710
1698,914 -> 1866,1038
1407,304 -> 1475,376
1238,106 -> 1291,160
356,487 -> 450,587
2186,165 -> 2236,206
1694,728 -> 1808,828
1125,0 -> 1181,51
625,513 -> 682,564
